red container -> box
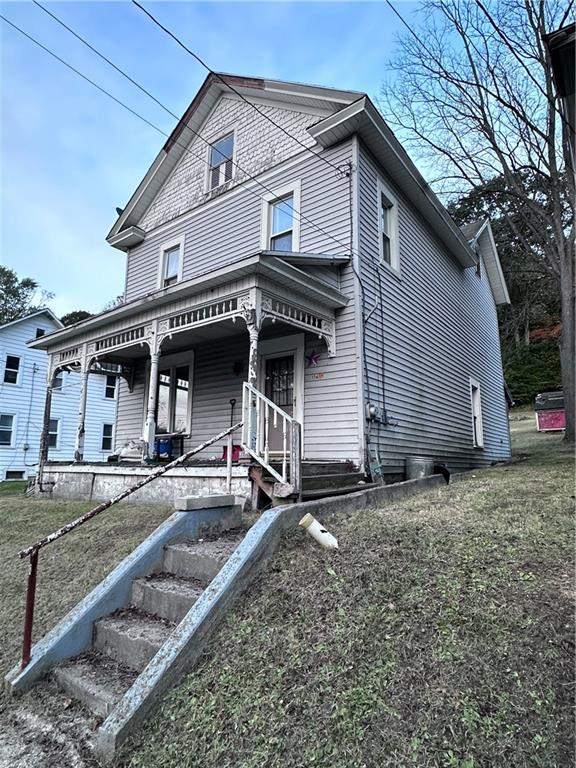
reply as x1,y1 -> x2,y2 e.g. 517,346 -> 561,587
536,409 -> 566,432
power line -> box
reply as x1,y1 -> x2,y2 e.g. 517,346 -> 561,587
131,0 -> 345,176
2,11 -> 354,257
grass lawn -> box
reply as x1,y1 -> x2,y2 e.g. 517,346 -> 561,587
0,417 -> 573,768
119,418 -> 574,768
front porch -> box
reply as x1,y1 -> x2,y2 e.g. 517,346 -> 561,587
35,254 -> 361,501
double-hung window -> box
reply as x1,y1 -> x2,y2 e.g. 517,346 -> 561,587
53,372 -> 64,391
262,182 -> 301,253
3,355 -> 20,385
377,180 -> 400,272
48,418 -> 59,449
105,375 -> 117,399
209,133 -> 234,190
159,238 -> 184,289
470,379 -> 484,448
0,415 -> 14,447
101,423 -> 114,451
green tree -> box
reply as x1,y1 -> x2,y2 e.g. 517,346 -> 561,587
0,266 -> 54,325
60,310 -> 93,326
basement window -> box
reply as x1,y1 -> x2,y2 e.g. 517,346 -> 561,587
5,470 -> 25,480
470,378 -> 484,448
209,133 -> 234,190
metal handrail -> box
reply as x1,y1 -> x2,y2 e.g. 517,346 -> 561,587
241,381 -> 301,492
18,421 -> 242,670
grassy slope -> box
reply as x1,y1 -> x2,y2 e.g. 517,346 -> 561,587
120,420 -> 574,768
0,494 -> 172,678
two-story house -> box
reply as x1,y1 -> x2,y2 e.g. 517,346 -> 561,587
1,309 -> 118,480
28,73 -> 510,503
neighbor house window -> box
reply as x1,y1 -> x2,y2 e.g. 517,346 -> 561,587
48,418 -> 60,449
105,375 -> 117,399
0,415 -> 14,447
209,133 -> 234,190
159,238 -> 184,289
53,373 -> 64,390
156,363 -> 191,434
377,180 -> 399,272
101,423 -> 114,451
3,355 -> 20,384
470,379 -> 484,448
35,328 -> 45,338
262,182 -> 301,253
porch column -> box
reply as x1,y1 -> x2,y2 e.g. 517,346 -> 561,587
74,366 -> 89,462
37,373 -> 54,486
143,351 -> 160,459
247,323 -> 260,387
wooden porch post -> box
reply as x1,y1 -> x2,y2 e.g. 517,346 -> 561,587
247,323 -> 260,388
37,371 -> 54,487
143,351 -> 160,459
73,366 -> 89,462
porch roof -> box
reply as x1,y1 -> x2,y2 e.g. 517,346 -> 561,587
28,253 -> 349,352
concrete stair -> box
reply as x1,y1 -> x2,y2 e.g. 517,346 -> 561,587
51,529 -> 244,719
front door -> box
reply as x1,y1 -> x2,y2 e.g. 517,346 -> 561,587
263,354 -> 295,452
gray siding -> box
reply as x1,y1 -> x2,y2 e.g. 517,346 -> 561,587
357,143 -> 510,472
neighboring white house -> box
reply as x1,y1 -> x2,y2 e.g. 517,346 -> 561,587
0,310 -> 117,481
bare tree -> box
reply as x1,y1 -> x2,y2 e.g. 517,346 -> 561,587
380,0 -> 574,441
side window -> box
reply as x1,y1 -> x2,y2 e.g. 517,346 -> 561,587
105,375 -> 117,399
159,239 -> 184,289
0,414 -> 14,447
470,379 -> 484,448
262,182 -> 301,253
3,355 -> 20,385
209,133 -> 234,190
35,328 -> 46,338
53,372 -> 64,391
48,418 -> 60,449
377,180 -> 400,273
101,423 -> 114,451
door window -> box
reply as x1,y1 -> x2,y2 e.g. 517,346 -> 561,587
264,356 -> 294,408
156,364 -> 191,433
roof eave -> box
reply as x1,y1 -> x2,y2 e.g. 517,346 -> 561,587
308,97 -> 477,269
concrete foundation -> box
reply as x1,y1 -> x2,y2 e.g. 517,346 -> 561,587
41,464 -> 251,503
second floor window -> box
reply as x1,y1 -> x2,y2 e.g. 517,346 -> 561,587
269,194 -> 295,251
209,133 -> 234,190
3,355 -> 20,384
377,180 -> 400,272
163,245 -> 180,287
105,375 -> 117,399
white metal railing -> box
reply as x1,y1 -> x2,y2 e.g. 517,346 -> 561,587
241,382 -> 301,494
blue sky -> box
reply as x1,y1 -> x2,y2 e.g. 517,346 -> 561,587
1,1 -> 420,317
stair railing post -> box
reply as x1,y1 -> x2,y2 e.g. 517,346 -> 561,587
226,431 -> 233,494
291,421 -> 302,498
20,548 -> 39,670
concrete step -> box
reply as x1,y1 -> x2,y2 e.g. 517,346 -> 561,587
301,482 -> 379,500
93,610 -> 175,672
131,574 -> 204,624
301,472 -> 366,491
270,461 -> 357,477
163,535 -> 242,584
53,652 -> 137,718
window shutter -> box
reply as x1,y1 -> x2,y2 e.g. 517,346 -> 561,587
210,166 -> 220,190
224,159 -> 233,181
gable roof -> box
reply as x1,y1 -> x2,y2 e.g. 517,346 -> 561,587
107,72 -> 477,269
460,219 -> 510,305
107,73 -> 361,246
0,308 -> 63,334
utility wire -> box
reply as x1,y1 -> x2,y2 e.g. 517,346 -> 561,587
2,11 -> 354,258
131,0 -> 344,175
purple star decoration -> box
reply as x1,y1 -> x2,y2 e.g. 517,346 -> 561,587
306,351 -> 321,368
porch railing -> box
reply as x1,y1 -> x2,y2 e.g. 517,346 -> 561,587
241,381 -> 302,495
17,421 -> 242,671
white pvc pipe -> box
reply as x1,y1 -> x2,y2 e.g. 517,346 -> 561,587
299,513 -> 339,550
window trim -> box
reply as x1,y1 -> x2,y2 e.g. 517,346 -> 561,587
260,180 -> 301,253
376,178 -> 400,275
469,377 -> 484,448
47,417 -> 60,450
3,354 -> 21,386
157,236 -> 185,290
101,422 -> 115,452
0,413 -> 16,449
143,350 -> 194,436
104,374 -> 117,400
206,128 -> 236,191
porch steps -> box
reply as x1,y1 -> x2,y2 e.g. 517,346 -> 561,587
50,529 -> 244,720
301,481 -> 380,500
257,461 -> 373,503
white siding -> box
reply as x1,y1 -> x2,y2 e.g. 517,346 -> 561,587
0,315 -> 117,480
357,143 -> 510,472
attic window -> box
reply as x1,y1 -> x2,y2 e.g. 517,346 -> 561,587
35,328 -> 45,338
209,133 -> 234,190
